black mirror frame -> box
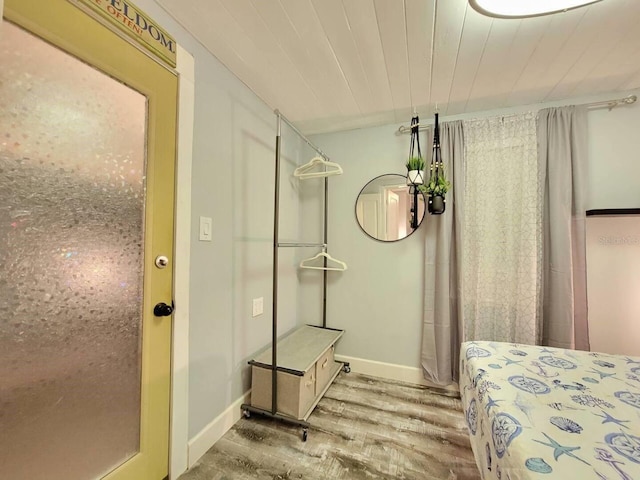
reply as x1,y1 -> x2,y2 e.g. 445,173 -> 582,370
354,173 -> 427,243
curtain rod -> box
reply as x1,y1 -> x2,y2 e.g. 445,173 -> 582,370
274,109 -> 329,160
395,94 -> 638,134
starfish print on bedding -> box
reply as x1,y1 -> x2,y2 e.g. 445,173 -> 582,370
587,368 -> 617,380
533,433 -> 591,466
594,410 -> 630,429
485,396 -> 503,414
501,356 -> 524,366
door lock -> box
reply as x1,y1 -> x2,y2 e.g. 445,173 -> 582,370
153,302 -> 174,317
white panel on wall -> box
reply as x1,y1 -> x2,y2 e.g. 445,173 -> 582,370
586,214 -> 640,356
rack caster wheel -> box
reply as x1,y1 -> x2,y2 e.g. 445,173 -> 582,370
343,365 -> 351,373
302,429 -> 308,442
242,409 -> 251,419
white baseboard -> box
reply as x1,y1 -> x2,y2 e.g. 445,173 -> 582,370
335,354 -> 459,393
187,390 -> 251,468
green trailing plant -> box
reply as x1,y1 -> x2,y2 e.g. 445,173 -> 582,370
405,155 -> 425,171
419,165 -> 450,196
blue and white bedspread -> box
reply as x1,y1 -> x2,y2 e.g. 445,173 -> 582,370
460,341 -> 640,480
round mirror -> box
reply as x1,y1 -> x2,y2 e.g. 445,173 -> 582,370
355,174 -> 426,242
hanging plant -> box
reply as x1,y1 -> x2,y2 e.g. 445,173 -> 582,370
424,112 -> 449,215
406,155 -> 425,171
406,116 -> 424,185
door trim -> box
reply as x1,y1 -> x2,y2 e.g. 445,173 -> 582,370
170,44 -> 194,480
67,0 -> 177,72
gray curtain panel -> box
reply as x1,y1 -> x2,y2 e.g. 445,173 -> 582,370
421,120 -> 465,385
537,106 -> 590,351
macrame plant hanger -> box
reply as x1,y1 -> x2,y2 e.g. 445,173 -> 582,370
431,113 -> 441,184
408,115 -> 423,228
428,112 -> 446,215
408,115 -> 423,185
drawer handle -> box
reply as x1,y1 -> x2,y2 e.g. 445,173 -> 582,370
322,358 -> 328,369
305,374 -> 315,387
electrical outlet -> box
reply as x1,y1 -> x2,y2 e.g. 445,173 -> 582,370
252,297 -> 264,317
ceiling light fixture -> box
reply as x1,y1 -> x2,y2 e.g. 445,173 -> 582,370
469,0 -> 601,18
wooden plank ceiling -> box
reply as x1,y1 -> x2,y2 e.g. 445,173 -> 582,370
156,0 -> 640,134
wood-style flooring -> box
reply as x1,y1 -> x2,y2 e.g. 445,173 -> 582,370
179,373 -> 481,480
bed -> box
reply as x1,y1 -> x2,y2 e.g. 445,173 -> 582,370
460,341 -> 640,479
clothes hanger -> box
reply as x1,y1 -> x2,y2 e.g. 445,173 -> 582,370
299,251 -> 348,271
293,156 -> 343,179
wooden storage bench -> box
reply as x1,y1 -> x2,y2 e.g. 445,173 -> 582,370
249,325 -> 344,421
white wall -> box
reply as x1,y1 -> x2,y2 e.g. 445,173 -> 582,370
587,98 -> 640,209
311,89 -> 640,370
136,0 -> 309,450
311,125 -> 429,368
132,5 -> 331,471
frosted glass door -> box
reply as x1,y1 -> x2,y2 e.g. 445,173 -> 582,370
0,20 -> 147,479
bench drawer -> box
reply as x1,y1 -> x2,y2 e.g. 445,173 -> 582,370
251,365 -> 316,419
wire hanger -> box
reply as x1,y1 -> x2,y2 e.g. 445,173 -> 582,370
293,156 -> 343,179
299,251 -> 347,271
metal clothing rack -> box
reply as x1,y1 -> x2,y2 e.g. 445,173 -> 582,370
240,110 -> 348,440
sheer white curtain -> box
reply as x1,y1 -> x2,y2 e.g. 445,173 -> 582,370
461,113 -> 542,344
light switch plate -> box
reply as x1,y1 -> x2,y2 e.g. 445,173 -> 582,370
199,216 -> 212,241
252,297 -> 263,317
